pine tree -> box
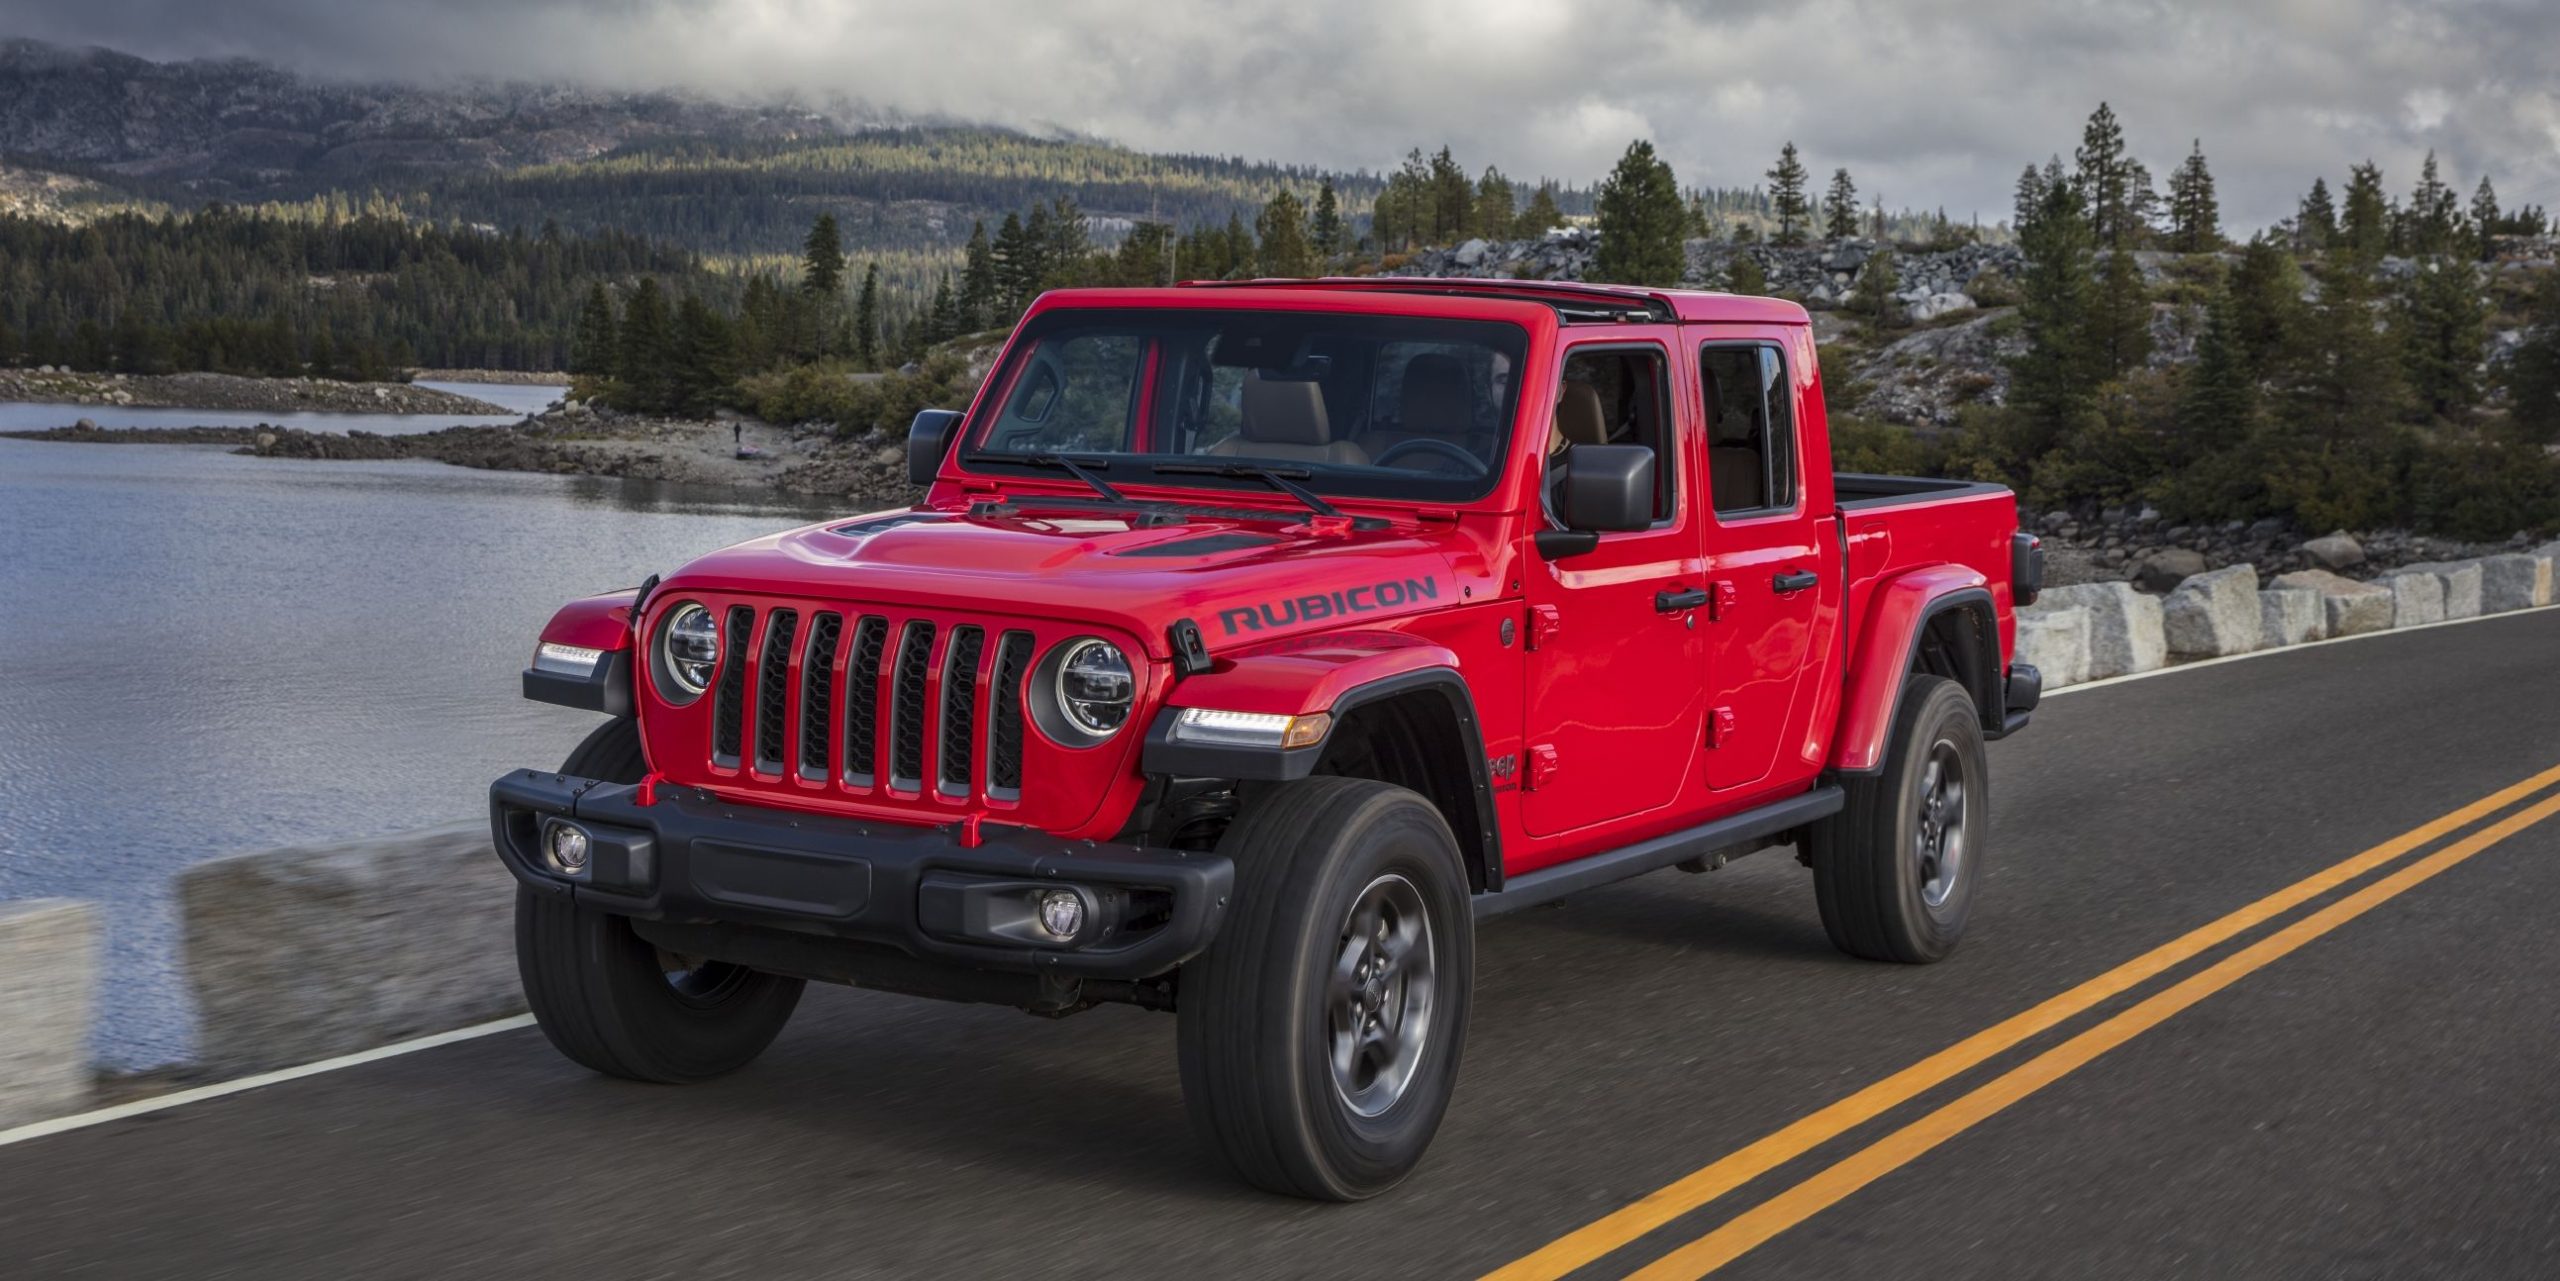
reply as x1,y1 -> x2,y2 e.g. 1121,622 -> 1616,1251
2165,140 -> 2220,253
1256,190 -> 1316,277
1766,142 -> 1811,246
2179,287 -> 2255,437
1429,147 -> 1471,242
959,220 -> 999,329
1309,179 -> 1345,258
800,213 -> 846,296
2341,163 -> 2390,263
991,212 -> 1036,313
2227,236 -> 2306,377
669,293 -> 735,416
927,272 -> 958,345
2074,102 -> 2144,248
1724,251 -> 1767,295
1472,167 -> 1516,243
2398,257 -> 2485,420
2013,163 -> 2050,236
2503,267 -> 2560,443
569,284 -> 618,376
1518,183 -> 1565,238
2267,251 -> 2406,530
2469,176 -> 2500,261
1593,139 -> 1688,286
615,277 -> 673,408
2009,180 -> 2099,437
1823,168 -> 1860,241
853,262 -> 882,369
2090,245 -> 2153,379
2297,178 -> 2338,251
1849,249 -> 1900,325
2406,152 -> 2461,256
1041,196 -> 1089,285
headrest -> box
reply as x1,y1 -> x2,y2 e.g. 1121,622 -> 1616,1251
1703,367 -> 1755,445
1397,353 -> 1475,437
1240,371 -> 1332,446
1551,380 -> 1609,453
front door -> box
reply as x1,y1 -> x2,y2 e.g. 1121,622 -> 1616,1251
1521,337 -> 1708,838
1696,338 -> 1829,791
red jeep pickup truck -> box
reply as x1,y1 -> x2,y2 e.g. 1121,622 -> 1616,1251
492,278 -> 2043,1200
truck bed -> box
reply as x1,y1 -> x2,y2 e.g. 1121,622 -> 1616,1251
1834,472 -> 2016,511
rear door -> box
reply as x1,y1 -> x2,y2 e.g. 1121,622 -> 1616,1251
1695,337 -> 1832,792
1520,333 -> 1708,838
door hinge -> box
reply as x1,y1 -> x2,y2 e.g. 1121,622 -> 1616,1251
1707,706 -> 1736,747
1710,580 -> 1738,622
1526,743 -> 1561,791
1527,604 -> 1564,650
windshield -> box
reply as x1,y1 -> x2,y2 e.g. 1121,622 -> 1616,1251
960,307 -> 1529,504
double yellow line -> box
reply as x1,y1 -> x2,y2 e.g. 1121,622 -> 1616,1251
1484,761 -> 2560,1281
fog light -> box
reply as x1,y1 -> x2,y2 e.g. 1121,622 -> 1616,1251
1036,889 -> 1086,941
544,822 -> 592,875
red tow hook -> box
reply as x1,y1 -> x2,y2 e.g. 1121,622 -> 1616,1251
957,812 -> 989,849
634,771 -> 665,807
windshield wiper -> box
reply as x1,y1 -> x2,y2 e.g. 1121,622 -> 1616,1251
964,451 -> 1129,505
1149,460 -> 1348,521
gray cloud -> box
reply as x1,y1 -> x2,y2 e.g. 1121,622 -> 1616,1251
12,0 -> 2559,227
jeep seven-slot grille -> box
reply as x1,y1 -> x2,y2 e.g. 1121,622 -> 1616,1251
987,632 -> 1034,794
753,609 -> 798,773
711,605 -> 753,765
938,627 -> 984,793
798,613 -> 841,780
889,621 -> 935,787
701,605 -> 1043,804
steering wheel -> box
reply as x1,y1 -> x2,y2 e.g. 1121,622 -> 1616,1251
1373,437 -> 1489,476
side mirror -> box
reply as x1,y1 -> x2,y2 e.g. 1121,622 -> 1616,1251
908,409 -> 964,486
1535,444 -> 1654,559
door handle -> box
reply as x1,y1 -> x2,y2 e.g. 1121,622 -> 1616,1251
1773,569 -> 1819,594
1656,586 -> 1710,613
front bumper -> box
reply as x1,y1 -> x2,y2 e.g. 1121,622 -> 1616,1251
489,771 -> 1232,980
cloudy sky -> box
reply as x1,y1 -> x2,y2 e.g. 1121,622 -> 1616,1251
12,0 -> 2559,228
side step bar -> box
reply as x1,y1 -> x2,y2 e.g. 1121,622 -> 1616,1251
1474,785 -> 1845,920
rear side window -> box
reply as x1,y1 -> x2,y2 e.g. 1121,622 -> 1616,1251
1699,345 -> 1797,516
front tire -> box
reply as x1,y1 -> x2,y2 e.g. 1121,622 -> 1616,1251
515,718 -> 804,1083
1810,675 -> 1987,963
1177,777 -> 1474,1200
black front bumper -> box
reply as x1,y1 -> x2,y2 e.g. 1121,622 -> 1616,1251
489,771 -> 1232,981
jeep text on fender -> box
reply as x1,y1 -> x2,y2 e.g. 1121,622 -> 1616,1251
492,277 -> 2043,1201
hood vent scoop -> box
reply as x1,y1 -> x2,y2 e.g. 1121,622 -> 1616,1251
829,513 -> 947,538
1114,532 -> 1283,558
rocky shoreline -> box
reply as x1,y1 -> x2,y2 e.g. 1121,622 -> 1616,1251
406,368 -> 572,386
0,368 -> 510,414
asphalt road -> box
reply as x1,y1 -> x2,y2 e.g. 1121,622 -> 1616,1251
7,608 -> 2559,1280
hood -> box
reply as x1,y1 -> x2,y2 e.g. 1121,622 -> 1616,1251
659,501 -> 1472,661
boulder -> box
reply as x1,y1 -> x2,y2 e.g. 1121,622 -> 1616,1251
1905,292 -> 1974,323
0,899 -> 98,1127
2478,552 -> 2554,612
1452,238 -> 1491,267
2300,530 -> 2366,570
181,824 -> 521,1076
2035,582 -> 2167,679
2381,571 -> 2446,627
2014,605 -> 2091,688
2258,587 -> 2324,647
2390,561 -> 2483,621
2132,547 -> 2209,593
2270,569 -> 2394,636
2162,564 -> 2261,658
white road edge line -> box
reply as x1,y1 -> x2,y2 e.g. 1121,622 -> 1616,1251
0,1015 -> 535,1149
2045,600 -> 2560,698
7,599 -> 2552,1144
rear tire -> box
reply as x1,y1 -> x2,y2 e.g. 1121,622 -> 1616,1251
1811,675 -> 1986,963
515,718 -> 804,1083
1176,777 -> 1473,1200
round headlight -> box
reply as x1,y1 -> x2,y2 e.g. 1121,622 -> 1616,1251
1053,639 -> 1134,737
659,602 -> 720,697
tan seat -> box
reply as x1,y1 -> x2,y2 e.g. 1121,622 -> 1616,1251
1206,371 -> 1371,466
1362,353 -> 1477,455
1548,380 -> 1609,454
1702,366 -> 1767,511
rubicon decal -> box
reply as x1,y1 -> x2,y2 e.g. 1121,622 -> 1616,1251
1217,577 -> 1442,635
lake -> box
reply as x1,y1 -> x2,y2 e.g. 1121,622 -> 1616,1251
0,379 -> 567,436
0,428 -> 860,1068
